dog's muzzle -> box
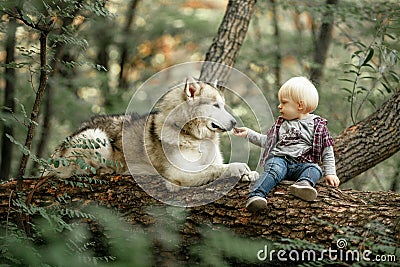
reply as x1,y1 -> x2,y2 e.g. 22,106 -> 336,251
209,119 -> 236,132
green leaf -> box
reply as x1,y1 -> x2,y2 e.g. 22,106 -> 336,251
353,50 -> 363,56
367,98 -> 376,108
384,33 -> 396,40
338,78 -> 356,83
340,88 -> 353,95
362,63 -> 376,71
75,158 -> 88,170
389,71 -> 399,83
361,48 -> 374,66
343,62 -> 357,67
344,70 -> 359,75
97,138 -> 108,147
21,12 -> 33,25
360,75 -> 376,80
380,81 -> 392,94
90,166 -> 96,174
356,86 -> 369,93
53,159 -> 60,168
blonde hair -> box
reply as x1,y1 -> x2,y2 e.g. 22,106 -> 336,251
278,77 -> 319,113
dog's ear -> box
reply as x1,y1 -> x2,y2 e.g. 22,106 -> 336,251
184,77 -> 201,100
213,79 -> 218,88
212,79 -> 225,94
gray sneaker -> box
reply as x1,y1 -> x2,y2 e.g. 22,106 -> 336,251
289,181 -> 318,201
246,196 -> 268,212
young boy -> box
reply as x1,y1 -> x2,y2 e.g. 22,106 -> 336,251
233,76 -> 340,212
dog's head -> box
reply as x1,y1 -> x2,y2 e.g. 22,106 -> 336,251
182,77 -> 237,137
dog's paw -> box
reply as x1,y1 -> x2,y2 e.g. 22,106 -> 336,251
227,162 -> 251,178
241,171 -> 259,182
165,180 -> 180,192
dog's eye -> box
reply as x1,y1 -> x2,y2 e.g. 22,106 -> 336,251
213,103 -> 221,109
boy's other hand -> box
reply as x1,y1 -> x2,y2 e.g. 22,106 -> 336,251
233,127 -> 248,138
325,174 -> 340,187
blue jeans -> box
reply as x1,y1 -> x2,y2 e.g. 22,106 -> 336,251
249,156 -> 322,198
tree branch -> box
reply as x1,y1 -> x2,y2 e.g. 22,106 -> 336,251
1,175 -> 399,248
16,31 -> 49,191
334,89 -> 400,183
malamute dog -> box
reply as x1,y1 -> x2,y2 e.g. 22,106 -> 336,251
49,78 -> 258,187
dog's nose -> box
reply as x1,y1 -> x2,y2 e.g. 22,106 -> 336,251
231,119 -> 237,128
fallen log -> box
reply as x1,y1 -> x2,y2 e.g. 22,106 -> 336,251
1,175 -> 399,249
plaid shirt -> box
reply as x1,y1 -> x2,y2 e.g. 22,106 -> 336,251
259,116 -> 334,166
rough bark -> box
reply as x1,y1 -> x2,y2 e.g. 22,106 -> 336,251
199,0 -> 257,83
334,90 -> 400,183
1,175 -> 399,251
0,18 -> 17,181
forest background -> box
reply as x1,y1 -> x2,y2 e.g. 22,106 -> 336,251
0,0 -> 399,266
1,0 -> 398,191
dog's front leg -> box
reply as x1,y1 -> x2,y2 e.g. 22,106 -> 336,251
163,164 -> 227,187
164,162 -> 255,188
223,162 -> 259,181
240,171 -> 259,182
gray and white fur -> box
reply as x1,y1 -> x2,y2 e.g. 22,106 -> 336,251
49,78 -> 259,187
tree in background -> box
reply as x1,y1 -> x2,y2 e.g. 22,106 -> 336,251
309,0 -> 338,84
118,0 -> 141,89
210,0 -> 399,185
0,18 -> 16,181
3,8 -> 51,190
0,0 -> 399,265
0,0 -> 397,185
200,0 -> 257,82
32,6 -> 87,175
0,1 -> 113,188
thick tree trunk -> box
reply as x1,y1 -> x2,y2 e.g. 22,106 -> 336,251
270,0 -> 281,89
1,175 -> 399,251
309,0 -> 338,84
0,19 -> 17,181
199,0 -> 257,83
334,90 -> 400,183
118,0 -> 140,90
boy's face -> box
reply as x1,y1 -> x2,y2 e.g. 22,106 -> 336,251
278,98 -> 304,120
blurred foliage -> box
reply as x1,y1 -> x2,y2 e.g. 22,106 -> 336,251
2,200 -> 399,266
1,203 -> 153,266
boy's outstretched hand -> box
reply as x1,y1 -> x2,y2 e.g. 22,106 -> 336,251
232,127 -> 249,138
325,174 -> 340,186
